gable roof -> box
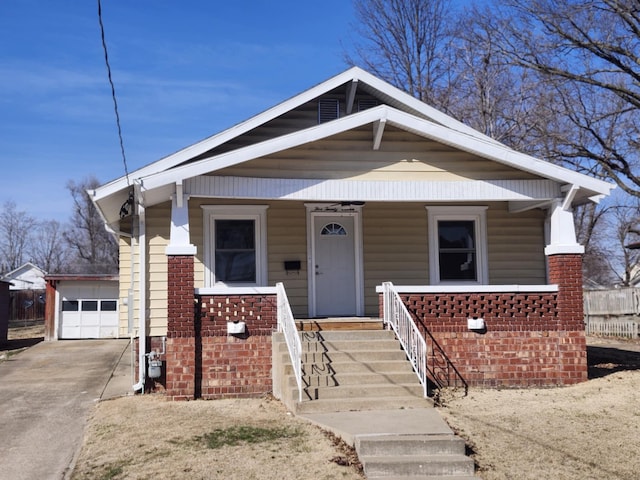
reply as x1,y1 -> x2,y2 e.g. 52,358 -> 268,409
1,262 -> 46,280
92,66 -> 614,225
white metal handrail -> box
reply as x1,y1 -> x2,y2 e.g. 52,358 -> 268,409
276,282 -> 302,402
382,282 -> 428,397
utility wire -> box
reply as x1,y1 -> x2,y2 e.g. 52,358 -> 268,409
97,0 -> 130,185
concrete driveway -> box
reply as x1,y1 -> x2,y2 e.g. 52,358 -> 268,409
0,339 -> 131,480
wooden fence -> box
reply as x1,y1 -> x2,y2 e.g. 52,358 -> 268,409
584,288 -> 639,339
8,290 -> 46,325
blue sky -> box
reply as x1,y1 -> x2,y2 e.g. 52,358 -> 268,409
0,1 -> 355,221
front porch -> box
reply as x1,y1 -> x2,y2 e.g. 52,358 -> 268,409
159,252 -> 586,400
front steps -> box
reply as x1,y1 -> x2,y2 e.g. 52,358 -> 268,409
358,435 -> 478,479
272,318 -> 479,479
273,320 -> 432,414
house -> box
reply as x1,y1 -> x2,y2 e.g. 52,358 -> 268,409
1,262 -> 46,291
91,67 -> 614,400
43,274 -> 119,341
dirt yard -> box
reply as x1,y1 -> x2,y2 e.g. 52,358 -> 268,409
438,338 -> 640,480
3,323 -> 639,480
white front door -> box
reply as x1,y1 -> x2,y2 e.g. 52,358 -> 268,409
312,214 -> 359,317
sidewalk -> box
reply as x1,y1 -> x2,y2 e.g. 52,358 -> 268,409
300,407 -> 453,445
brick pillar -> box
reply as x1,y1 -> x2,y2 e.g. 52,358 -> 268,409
166,255 -> 196,400
548,254 -> 584,328
547,253 -> 588,383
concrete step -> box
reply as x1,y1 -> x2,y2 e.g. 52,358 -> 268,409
294,396 -> 433,414
297,383 -> 424,401
294,350 -> 409,364
283,359 -> 415,375
356,434 -> 466,457
361,454 -> 475,477
277,338 -> 403,353
289,371 -> 420,388
367,476 -> 480,480
299,329 -> 396,341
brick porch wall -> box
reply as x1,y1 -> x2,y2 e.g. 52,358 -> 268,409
165,254 -> 276,400
381,254 -> 587,388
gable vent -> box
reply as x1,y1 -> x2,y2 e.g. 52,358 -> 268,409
318,99 -> 340,123
358,99 -> 379,111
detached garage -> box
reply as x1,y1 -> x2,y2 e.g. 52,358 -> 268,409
44,275 -> 119,340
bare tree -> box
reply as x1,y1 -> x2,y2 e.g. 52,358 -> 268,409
63,176 -> 118,274
0,201 -> 36,273
488,0 -> 640,197
30,219 -> 70,274
348,0 -> 456,107
447,7 -> 550,151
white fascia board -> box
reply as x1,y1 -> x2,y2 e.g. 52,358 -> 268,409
350,67 -> 503,144
139,104 -> 614,199
92,68 -> 370,202
384,109 -> 615,198
93,66 -> 499,202
139,105 -> 390,191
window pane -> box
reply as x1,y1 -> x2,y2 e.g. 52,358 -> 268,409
215,220 -> 254,249
321,223 -> 347,236
62,300 -> 79,311
81,300 -> 98,312
215,251 -> 256,282
101,300 -> 117,311
438,220 -> 477,281
215,220 -> 256,283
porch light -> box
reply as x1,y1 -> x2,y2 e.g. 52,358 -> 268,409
467,317 -> 485,331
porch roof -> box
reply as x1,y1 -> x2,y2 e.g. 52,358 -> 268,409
91,67 -> 615,227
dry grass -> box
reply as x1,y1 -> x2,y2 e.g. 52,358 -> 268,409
71,396 -> 364,480
437,340 -> 640,480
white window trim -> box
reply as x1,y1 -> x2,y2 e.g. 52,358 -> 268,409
426,206 -> 489,285
202,205 -> 269,288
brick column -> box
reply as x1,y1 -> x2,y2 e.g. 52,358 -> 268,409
547,254 -> 584,328
166,255 -> 196,400
547,253 -> 588,383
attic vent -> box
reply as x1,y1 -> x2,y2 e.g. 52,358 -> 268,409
358,99 -> 378,111
318,99 -> 340,123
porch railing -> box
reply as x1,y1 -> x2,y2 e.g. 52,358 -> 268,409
276,282 -> 302,402
382,282 -> 428,397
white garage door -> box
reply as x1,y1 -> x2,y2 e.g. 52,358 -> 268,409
59,282 -> 119,339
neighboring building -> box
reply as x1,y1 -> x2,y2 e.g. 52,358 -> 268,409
1,262 -> 46,291
0,280 -> 10,342
44,275 -> 119,341
91,67 -> 614,400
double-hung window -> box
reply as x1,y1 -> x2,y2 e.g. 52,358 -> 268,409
202,206 -> 268,287
426,206 -> 488,284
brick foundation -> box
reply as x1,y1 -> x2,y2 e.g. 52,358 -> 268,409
165,253 -> 277,400
380,254 -> 587,388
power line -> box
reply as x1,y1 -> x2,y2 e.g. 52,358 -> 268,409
97,0 -> 130,185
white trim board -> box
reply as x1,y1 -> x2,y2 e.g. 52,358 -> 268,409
186,176 -> 560,202
375,284 -> 559,293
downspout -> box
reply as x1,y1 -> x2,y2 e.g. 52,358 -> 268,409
132,182 -> 147,392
